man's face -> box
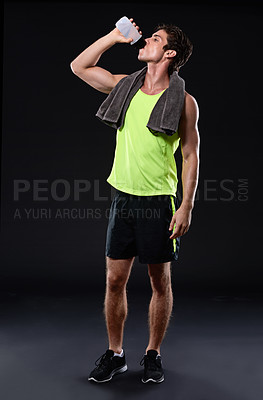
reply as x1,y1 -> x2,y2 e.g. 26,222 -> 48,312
138,29 -> 168,64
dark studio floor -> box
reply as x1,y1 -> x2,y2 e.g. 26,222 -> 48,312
0,281 -> 262,400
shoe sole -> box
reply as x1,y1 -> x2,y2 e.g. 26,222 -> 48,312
88,364 -> 128,383
141,375 -> 165,384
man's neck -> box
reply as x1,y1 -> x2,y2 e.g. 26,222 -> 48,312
141,64 -> 170,94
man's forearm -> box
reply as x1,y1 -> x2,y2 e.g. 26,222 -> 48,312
180,154 -> 199,211
70,32 -> 116,71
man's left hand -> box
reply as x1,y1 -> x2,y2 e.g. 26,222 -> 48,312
169,206 -> 192,239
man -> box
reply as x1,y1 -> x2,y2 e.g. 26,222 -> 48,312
70,17 -> 200,384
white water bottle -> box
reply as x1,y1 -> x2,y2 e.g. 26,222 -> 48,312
115,16 -> 142,45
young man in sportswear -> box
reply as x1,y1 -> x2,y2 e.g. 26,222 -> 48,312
70,17 -> 200,384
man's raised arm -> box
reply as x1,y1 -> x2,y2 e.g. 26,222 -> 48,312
70,18 -> 141,94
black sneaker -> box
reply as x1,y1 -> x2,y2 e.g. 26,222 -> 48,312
88,349 -> 127,383
140,349 -> 164,383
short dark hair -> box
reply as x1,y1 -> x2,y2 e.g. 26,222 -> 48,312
154,23 -> 193,75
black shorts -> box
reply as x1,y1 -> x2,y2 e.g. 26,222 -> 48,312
105,189 -> 180,264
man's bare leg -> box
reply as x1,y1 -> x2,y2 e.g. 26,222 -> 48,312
145,262 -> 173,355
103,256 -> 135,354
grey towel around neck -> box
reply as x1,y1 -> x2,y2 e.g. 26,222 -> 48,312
95,65 -> 185,136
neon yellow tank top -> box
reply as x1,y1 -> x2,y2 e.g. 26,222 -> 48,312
107,88 -> 181,196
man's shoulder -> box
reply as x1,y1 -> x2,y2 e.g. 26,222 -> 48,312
181,91 -> 199,121
184,90 -> 197,101
184,91 -> 199,108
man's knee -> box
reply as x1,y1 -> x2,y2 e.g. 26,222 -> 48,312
107,273 -> 127,292
147,262 -> 172,294
106,257 -> 134,291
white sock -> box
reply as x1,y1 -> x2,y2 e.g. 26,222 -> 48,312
113,349 -> 124,357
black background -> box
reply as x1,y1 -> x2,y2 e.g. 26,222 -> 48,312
1,3 -> 262,400
1,0 -> 260,294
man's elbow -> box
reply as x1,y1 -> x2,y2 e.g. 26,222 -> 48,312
70,61 -> 84,75
70,61 -> 78,74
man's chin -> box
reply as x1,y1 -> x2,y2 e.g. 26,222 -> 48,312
138,54 -> 146,62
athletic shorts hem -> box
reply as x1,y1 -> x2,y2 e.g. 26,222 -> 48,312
106,252 -> 137,260
106,253 -> 178,264
138,255 -> 178,264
